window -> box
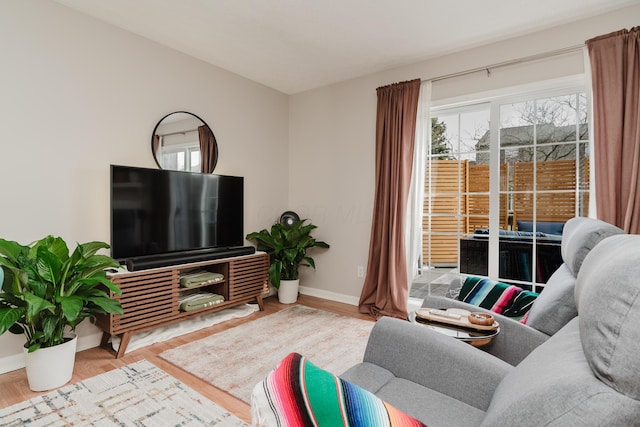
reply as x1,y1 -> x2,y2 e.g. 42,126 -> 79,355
158,144 -> 201,172
416,82 -> 590,294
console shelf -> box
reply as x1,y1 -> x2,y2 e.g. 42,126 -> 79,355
94,251 -> 269,358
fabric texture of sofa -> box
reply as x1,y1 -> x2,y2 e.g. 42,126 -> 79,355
337,233 -> 640,426
424,216 -> 624,365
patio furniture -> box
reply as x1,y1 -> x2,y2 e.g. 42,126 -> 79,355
424,216 -> 624,365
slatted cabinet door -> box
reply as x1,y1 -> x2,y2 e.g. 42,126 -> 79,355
103,269 -> 179,334
229,254 -> 270,303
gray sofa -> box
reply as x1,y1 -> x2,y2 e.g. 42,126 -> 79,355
341,233 -> 640,426
422,216 -> 624,365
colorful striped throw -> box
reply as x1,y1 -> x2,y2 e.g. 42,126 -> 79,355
251,352 -> 426,427
458,276 -> 538,318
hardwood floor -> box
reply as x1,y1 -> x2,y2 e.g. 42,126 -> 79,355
0,295 -> 373,424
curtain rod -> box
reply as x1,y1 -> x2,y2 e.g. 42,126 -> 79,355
428,44 -> 584,83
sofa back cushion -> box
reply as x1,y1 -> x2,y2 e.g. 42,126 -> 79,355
482,320 -> 640,426
522,217 -> 623,335
524,264 -> 577,335
575,234 -> 640,400
561,216 -> 624,277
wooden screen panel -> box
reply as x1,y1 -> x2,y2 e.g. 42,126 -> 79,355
426,160 -> 461,193
467,163 -> 509,231
422,233 -> 459,265
513,159 -> 578,226
423,160 -> 463,265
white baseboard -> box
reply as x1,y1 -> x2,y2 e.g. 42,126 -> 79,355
0,332 -> 103,375
299,287 -> 423,312
0,353 -> 25,375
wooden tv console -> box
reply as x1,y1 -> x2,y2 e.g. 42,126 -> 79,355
94,251 -> 269,358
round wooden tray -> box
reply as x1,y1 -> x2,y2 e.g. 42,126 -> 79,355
415,308 -> 499,331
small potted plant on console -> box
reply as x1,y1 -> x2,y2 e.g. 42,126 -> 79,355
246,218 -> 329,303
0,235 -> 123,391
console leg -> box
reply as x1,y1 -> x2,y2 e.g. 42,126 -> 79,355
116,332 -> 132,359
100,332 -> 111,350
256,295 -> 265,311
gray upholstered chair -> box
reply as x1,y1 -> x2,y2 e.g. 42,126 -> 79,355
421,216 -> 624,365
341,234 -> 640,426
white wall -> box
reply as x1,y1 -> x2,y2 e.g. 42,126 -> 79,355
289,4 -> 640,302
0,0 -> 289,370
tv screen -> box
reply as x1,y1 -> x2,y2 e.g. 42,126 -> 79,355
110,165 -> 244,261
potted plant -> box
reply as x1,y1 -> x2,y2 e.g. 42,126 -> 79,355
0,235 -> 123,391
246,219 -> 329,303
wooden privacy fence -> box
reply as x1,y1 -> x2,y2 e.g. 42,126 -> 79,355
512,158 -> 589,226
423,158 -> 587,266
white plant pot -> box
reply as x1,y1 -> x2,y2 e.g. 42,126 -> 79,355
24,335 -> 77,391
278,279 -> 300,304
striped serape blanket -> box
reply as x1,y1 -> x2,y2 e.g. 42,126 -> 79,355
251,352 -> 426,427
458,276 -> 538,318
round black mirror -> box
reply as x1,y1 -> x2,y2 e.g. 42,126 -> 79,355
151,111 -> 218,173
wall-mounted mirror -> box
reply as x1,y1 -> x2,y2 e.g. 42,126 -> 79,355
151,111 -> 218,173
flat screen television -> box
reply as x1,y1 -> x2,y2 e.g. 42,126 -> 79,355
110,165 -> 251,269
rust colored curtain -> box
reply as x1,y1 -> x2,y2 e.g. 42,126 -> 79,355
198,125 -> 218,174
153,134 -> 160,156
359,79 -> 421,319
587,27 -> 640,233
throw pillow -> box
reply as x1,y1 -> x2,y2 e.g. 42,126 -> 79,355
251,352 -> 426,427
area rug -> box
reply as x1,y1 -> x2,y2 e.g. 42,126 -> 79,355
159,305 -> 375,403
0,360 -> 247,426
111,303 -> 259,355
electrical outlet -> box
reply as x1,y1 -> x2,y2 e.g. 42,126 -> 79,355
357,266 -> 365,278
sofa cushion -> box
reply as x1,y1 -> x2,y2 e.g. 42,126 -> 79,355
561,216 -> 624,277
517,220 -> 565,235
524,264 -> 577,335
342,363 -> 486,426
575,234 -> 640,400
482,319 -> 640,426
339,361 -> 395,394
377,377 -> 486,427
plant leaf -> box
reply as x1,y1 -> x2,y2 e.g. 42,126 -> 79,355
0,238 -> 27,264
0,307 -> 23,336
23,291 -> 55,320
59,295 -> 83,322
87,297 -> 123,315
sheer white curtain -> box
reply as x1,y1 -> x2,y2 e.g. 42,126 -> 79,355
405,81 -> 432,287
583,46 -> 597,218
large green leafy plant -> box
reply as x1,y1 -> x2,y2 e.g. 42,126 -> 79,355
246,220 -> 329,289
0,236 -> 123,352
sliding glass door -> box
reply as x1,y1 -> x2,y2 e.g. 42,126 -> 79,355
497,92 -> 589,289
415,83 -> 590,295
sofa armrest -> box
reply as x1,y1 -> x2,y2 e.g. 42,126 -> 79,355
362,317 -> 512,410
423,295 -> 550,365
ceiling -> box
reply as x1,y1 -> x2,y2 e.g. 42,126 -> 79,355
53,0 -> 639,94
